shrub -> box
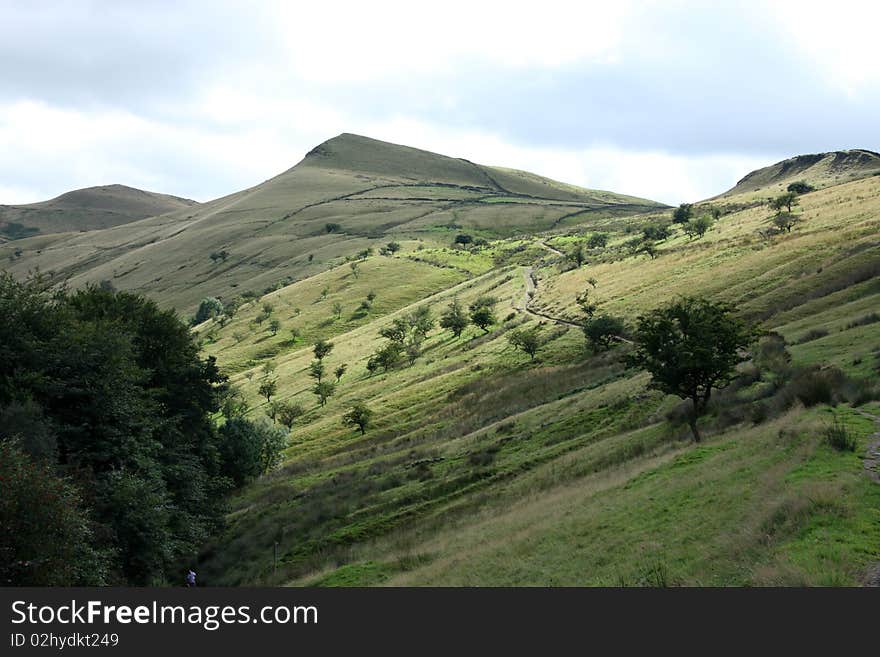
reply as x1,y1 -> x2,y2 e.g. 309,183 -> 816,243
846,312 -> 880,329
795,328 -> 828,344
824,414 -> 856,452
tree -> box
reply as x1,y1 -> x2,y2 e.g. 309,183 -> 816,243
313,381 -> 336,407
642,223 -> 671,242
629,296 -> 756,442
332,301 -> 343,319
334,364 -> 347,382
583,314 -> 625,352
379,318 -> 409,344
193,297 -> 224,324
367,290 -> 377,303
350,261 -> 360,279
262,302 -> 274,315
217,416 -> 288,486
314,338 -> 334,361
787,181 -> 815,195
258,378 -> 277,403
576,288 -> 599,320
454,234 -> 473,246
640,239 -> 659,259
405,337 -> 422,366
308,360 -> 325,383
771,192 -> 798,213
684,215 -> 713,239
508,327 -> 542,360
567,243 -> 587,267
0,441 -> 108,585
343,403 -> 373,435
772,212 -> 799,233
385,241 -> 401,254
440,298 -> 469,338
276,402 -> 305,430
325,223 -> 341,233
268,318 -> 281,336
408,306 -> 434,340
587,232 -> 609,249
372,342 -> 402,372
358,248 -> 373,261
289,327 -> 301,344
469,297 -> 497,333
672,203 -> 693,224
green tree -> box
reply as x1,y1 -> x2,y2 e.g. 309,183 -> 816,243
408,306 -> 434,340
259,378 -> 277,403
584,314 -> 625,352
334,364 -> 347,382
440,298 -> 469,338
268,318 -> 281,336
787,181 -> 815,195
772,212 -> 799,233
0,441 -> 109,585
385,241 -> 401,254
350,261 -> 360,279
308,360 -> 325,383
313,381 -> 336,407
193,297 -> 224,324
567,243 -> 587,267
508,327 -> 542,360
672,203 -> 693,224
314,338 -> 334,361
217,416 -> 287,485
771,192 -> 798,213
629,297 -> 756,442
587,232 -> 609,249
343,403 -> 373,435
276,402 -> 305,430
684,215 -> 713,239
469,297 -> 497,333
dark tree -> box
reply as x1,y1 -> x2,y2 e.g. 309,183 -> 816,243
508,327 -> 542,360
587,233 -> 609,249
772,212 -> 799,233
334,364 -> 347,382
629,296 -> 756,442
672,203 -> 693,224
343,403 -> 373,435
385,241 -> 401,254
567,243 -> 587,267
469,297 -> 497,333
314,338 -> 334,361
454,234 -> 474,245
258,378 -> 277,403
313,381 -> 336,407
771,192 -> 799,213
684,215 -> 713,239
308,360 -> 325,383
583,314 -> 625,352
268,318 -> 281,336
276,402 -> 305,430
193,297 -> 224,324
787,181 -> 815,195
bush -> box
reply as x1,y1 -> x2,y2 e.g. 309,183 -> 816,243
782,366 -> 847,408
795,328 -> 829,344
846,312 -> 880,329
824,414 -> 856,452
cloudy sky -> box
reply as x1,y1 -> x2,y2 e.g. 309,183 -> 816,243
1,0 -> 878,205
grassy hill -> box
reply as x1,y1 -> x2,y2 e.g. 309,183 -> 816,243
0,184 -> 197,241
718,149 -> 880,201
188,154 -> 880,586
0,134 -> 665,314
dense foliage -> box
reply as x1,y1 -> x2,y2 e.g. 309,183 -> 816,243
0,273 -> 246,585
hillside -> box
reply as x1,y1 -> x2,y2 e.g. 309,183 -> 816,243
0,134 -> 665,314
191,157 -> 880,586
719,149 -> 880,200
0,184 -> 197,240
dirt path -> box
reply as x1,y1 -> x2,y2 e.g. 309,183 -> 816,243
857,411 -> 880,484
538,240 -> 565,257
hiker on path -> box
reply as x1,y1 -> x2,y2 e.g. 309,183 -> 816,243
186,569 -> 196,587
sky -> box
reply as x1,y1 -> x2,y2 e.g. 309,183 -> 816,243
1,0 -> 878,206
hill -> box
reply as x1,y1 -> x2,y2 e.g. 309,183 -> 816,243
0,184 -> 197,240
718,149 -> 880,200
191,158 -> 880,586
0,134 -> 665,314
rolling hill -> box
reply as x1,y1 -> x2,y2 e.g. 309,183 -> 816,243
183,149 -> 880,586
0,184 -> 197,241
0,134 -> 665,314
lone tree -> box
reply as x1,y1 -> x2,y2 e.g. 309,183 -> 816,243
258,378 -> 278,403
276,402 -> 304,430
672,203 -> 693,224
350,261 -> 360,279
440,298 -> 469,338
787,181 -> 814,195
771,192 -> 798,213
343,403 -> 373,435
508,326 -> 542,360
629,296 -> 756,442
584,314 -> 625,352
684,215 -> 713,239
334,364 -> 347,382
308,360 -> 325,383
268,318 -> 281,336
385,241 -> 401,254
312,381 -> 336,407
567,243 -> 587,267
314,338 -> 334,361
772,212 -> 799,233
469,296 -> 497,333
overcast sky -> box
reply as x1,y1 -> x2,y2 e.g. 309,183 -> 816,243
1,0 -> 878,205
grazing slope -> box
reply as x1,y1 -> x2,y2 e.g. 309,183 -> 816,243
191,156 -> 880,587
0,184 -> 197,239
0,134 -> 665,313
719,149 -> 880,199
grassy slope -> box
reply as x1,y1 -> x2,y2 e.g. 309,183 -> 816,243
0,184 -> 197,237
195,170 -> 880,586
0,134 -> 664,315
